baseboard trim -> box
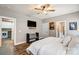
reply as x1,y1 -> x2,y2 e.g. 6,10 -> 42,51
14,41 -> 26,45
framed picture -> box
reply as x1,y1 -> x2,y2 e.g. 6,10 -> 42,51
49,22 -> 55,30
69,22 -> 77,30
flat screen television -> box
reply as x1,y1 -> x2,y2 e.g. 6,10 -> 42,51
27,20 -> 36,27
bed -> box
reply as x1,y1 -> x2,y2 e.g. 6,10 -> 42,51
26,36 -> 79,55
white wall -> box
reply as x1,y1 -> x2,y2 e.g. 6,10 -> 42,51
16,16 -> 42,44
42,12 -> 79,37
41,22 -> 56,38
0,7 -> 42,45
42,23 -> 49,38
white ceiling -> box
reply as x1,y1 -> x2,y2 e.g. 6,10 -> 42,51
0,4 -> 79,19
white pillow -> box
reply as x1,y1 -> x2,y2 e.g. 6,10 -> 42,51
59,36 -> 65,43
62,36 -> 72,47
68,36 -> 79,48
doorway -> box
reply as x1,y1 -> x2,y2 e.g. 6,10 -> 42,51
0,16 -> 16,55
2,28 -> 12,39
1,28 -> 13,47
56,21 -> 66,37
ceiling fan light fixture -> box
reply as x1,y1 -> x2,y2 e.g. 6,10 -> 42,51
34,4 -> 55,14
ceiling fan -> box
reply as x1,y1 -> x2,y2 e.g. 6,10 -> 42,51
34,4 -> 55,14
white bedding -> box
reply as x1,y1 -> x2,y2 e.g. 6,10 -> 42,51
26,37 -> 66,55
26,36 -> 79,55
67,44 -> 79,54
67,36 -> 79,54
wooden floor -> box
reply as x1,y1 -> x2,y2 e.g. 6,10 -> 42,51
14,43 -> 30,55
0,39 -> 30,55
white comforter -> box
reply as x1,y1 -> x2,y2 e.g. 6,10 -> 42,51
26,37 -> 66,55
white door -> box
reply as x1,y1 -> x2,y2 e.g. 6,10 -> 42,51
0,18 -> 2,47
42,23 -> 49,38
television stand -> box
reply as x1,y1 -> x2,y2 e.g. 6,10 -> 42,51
26,32 -> 39,43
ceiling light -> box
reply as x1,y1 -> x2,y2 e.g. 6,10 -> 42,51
34,4 -> 55,14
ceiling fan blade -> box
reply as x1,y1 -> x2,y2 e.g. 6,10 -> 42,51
47,9 -> 55,12
34,8 -> 42,10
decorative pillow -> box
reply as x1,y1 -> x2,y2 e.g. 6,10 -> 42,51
59,36 -> 65,43
62,36 -> 72,47
68,36 -> 79,49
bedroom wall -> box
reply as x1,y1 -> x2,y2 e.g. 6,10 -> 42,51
42,11 -> 79,37
42,23 -> 49,38
0,7 -> 42,45
41,21 -> 56,38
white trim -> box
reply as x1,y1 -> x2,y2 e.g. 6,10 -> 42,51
0,16 -> 16,20
13,18 -> 16,45
0,18 -> 2,47
14,41 -> 26,45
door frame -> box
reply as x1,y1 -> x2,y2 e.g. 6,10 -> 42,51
0,17 -> 2,47
56,20 -> 66,37
0,16 -> 16,46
